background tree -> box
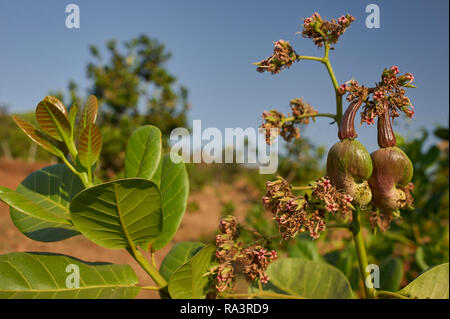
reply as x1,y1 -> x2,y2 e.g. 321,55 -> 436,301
87,34 -> 189,131
51,34 -> 190,177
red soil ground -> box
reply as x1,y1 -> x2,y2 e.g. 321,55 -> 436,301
0,158 -> 257,298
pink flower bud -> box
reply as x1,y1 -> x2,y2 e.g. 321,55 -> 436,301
391,66 -> 400,75
303,17 -> 312,26
271,250 -> 278,259
326,202 -> 339,213
338,16 -> 348,25
374,90 -> 385,100
363,117 -> 375,125
344,194 -> 353,203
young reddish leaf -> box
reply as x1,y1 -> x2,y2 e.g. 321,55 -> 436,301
80,95 -> 98,133
13,115 -> 66,157
43,95 -> 68,117
78,123 -> 102,168
36,99 -> 71,142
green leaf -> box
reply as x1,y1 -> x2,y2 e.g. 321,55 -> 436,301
5,164 -> 84,242
36,99 -> 71,142
124,125 -> 162,180
78,123 -> 102,168
250,258 -> 355,299
168,245 -> 215,299
160,242 -> 205,282
13,116 -> 66,157
70,178 -> 163,249
152,154 -> 189,250
398,263 -> 449,299
68,103 -> 78,139
151,156 -> 163,187
380,256 -> 404,292
415,246 -> 430,271
0,252 -> 140,299
0,187 -> 70,225
324,246 -> 359,290
287,236 -> 324,262
79,95 -> 98,133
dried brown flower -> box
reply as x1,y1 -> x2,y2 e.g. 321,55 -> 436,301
369,210 -> 394,232
302,13 -> 355,48
289,98 -> 318,124
255,40 -> 298,74
368,182 -> 414,232
260,98 -> 318,144
211,215 -> 278,293
341,67 -> 416,125
262,176 -> 354,240
241,246 -> 277,283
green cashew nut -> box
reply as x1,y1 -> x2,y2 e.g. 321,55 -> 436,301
327,98 -> 373,205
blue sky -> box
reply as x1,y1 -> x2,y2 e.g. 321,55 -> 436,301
0,0 -> 448,153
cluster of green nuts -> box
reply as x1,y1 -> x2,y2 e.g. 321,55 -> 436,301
326,96 -> 414,226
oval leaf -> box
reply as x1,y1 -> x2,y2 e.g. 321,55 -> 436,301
13,116 -> 66,157
6,164 -> 84,242
43,96 -> 68,117
160,242 -> 205,281
79,95 -> 98,133
124,125 -> 162,180
380,256 -> 404,292
287,236 -> 324,262
0,187 -> 70,225
398,263 -> 449,299
250,258 -> 355,299
36,99 -> 71,142
152,154 -> 189,250
70,178 -> 163,249
168,245 -> 215,299
78,123 -> 102,168
0,252 -> 140,299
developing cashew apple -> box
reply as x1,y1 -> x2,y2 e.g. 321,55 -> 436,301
327,98 -> 373,205
368,101 -> 414,211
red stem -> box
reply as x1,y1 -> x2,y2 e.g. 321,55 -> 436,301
377,100 -> 397,148
338,97 -> 364,140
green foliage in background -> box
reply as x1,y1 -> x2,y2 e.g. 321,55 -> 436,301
0,107 -> 54,162
46,34 -> 190,178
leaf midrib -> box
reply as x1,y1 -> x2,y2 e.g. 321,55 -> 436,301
113,183 -> 136,249
0,284 -> 137,293
136,131 -> 159,178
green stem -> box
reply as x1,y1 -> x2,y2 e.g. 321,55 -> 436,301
376,290 -> 410,299
291,185 -> 313,191
140,285 -> 161,291
283,113 -> 336,123
351,207 -> 376,299
127,247 -> 168,288
322,44 -> 342,126
86,165 -> 93,186
296,55 -> 324,63
296,44 -> 342,126
60,156 -> 89,188
66,141 -> 78,160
